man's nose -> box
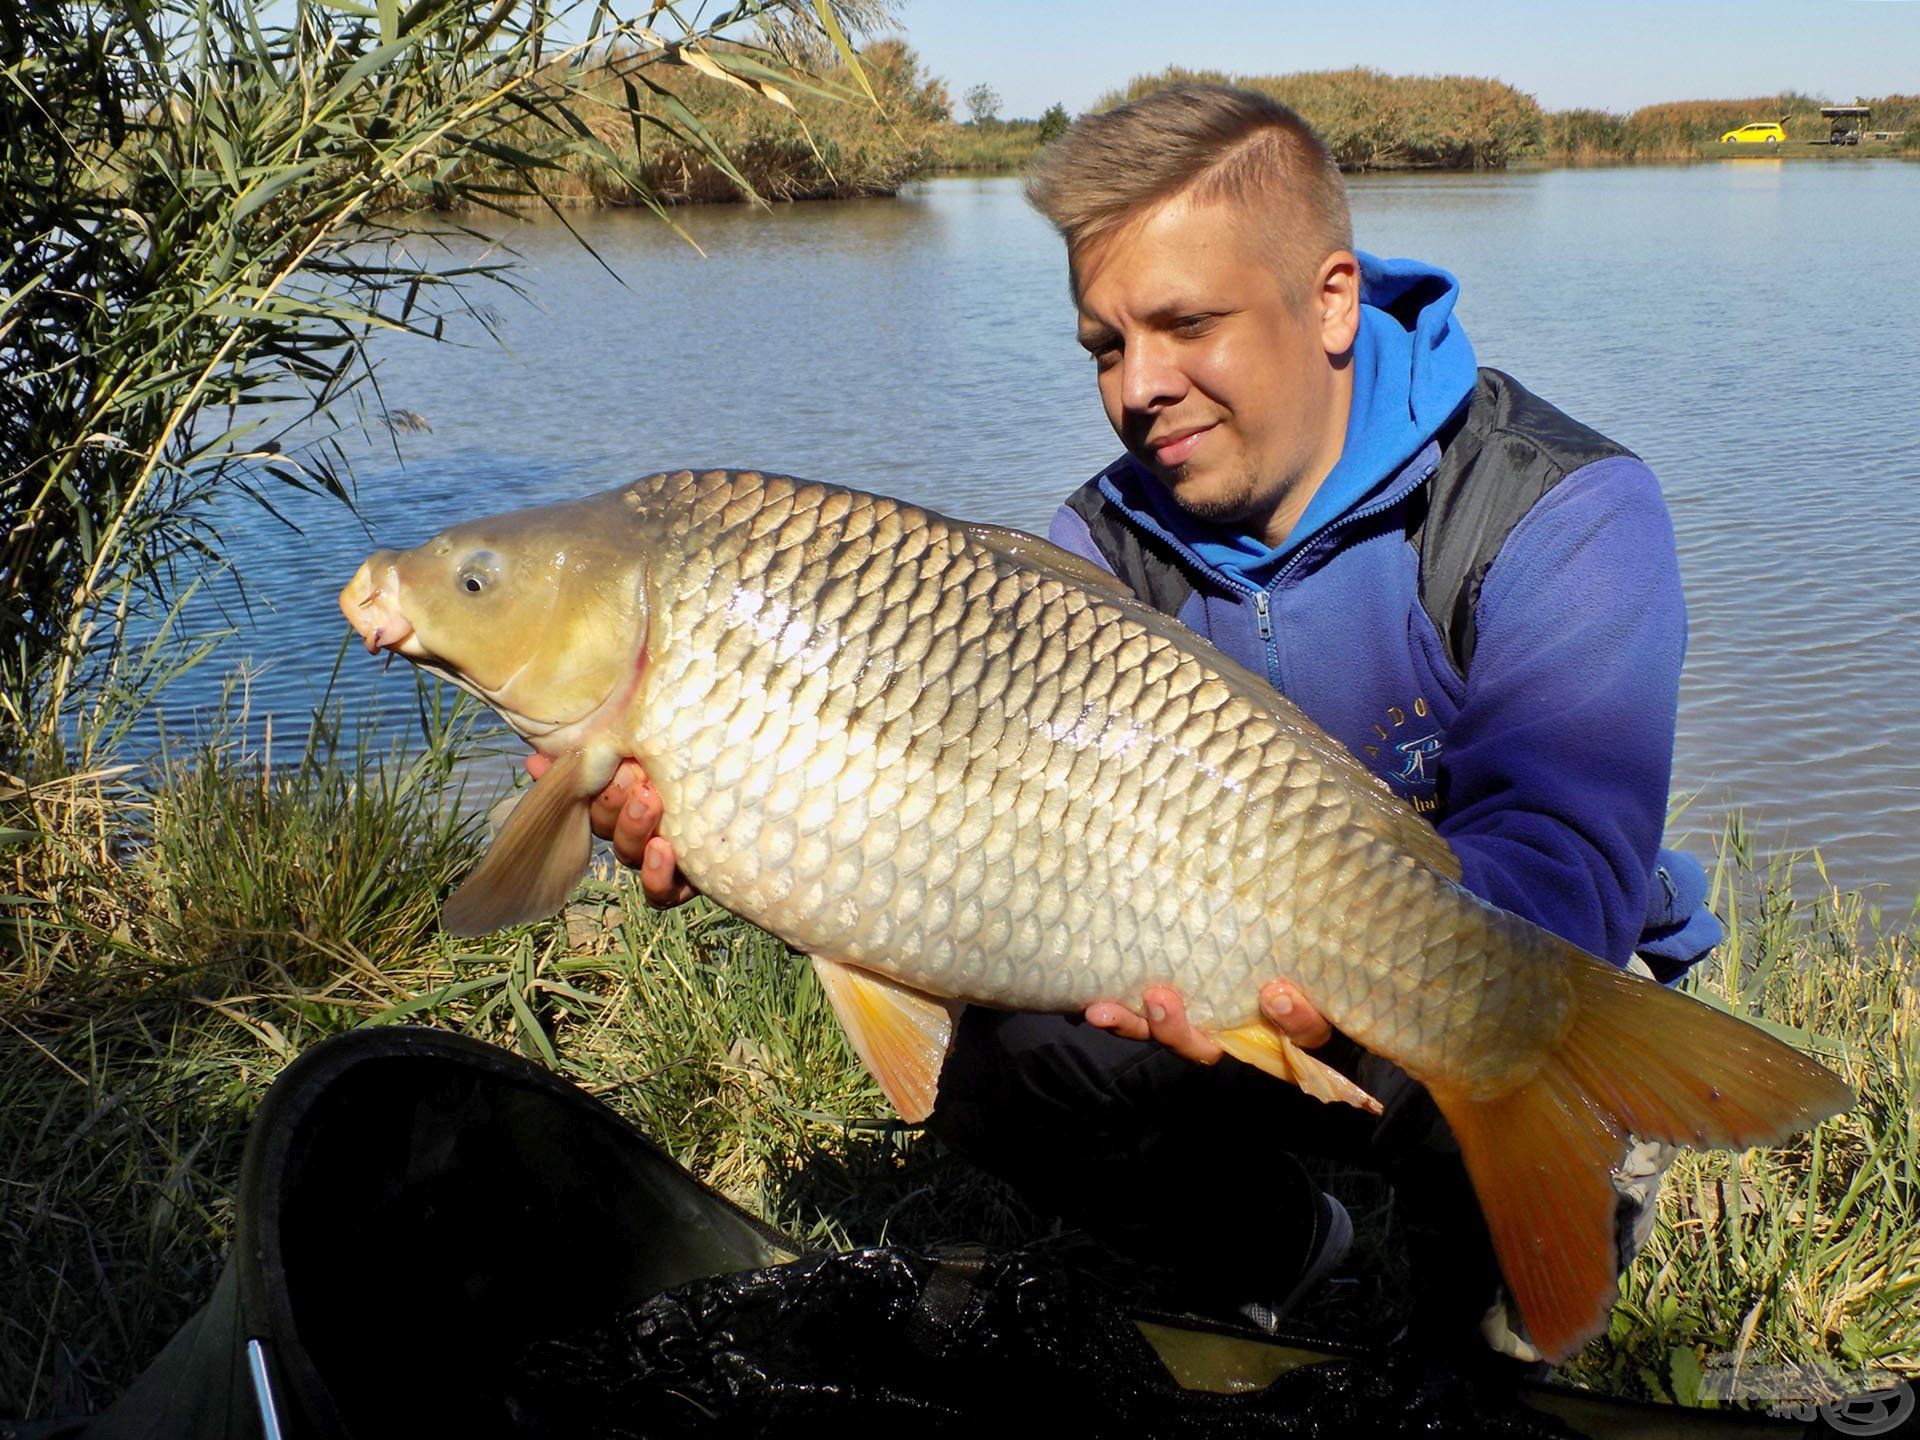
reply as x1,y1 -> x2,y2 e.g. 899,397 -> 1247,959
1119,336 -> 1185,413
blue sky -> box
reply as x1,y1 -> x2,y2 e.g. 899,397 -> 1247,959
898,1 -> 1920,119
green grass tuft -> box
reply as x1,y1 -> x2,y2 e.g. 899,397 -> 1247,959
2,713 -> 1913,1418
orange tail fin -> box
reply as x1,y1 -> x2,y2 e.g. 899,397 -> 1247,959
1426,950 -> 1851,1363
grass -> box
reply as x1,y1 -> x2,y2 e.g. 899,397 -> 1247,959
3,701 -> 1915,1421
927,117 -> 1052,174
1563,822 -> 1920,1404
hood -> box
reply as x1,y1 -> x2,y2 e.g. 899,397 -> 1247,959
1171,250 -> 1480,587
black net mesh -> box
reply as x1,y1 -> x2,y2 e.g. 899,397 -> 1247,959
509,1246 -> 1591,1439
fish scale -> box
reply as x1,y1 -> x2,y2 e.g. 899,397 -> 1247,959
622,468 -> 1549,1077
344,466 -> 1849,1362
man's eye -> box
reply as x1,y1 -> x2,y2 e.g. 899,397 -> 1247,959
1174,314 -> 1214,337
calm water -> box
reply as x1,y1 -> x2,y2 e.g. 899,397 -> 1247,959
158,163 -> 1920,904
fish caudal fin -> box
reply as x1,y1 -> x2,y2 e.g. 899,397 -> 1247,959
1427,949 -> 1852,1364
812,958 -> 963,1123
443,748 -> 596,936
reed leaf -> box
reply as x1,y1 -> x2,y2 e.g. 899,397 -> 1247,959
1,0 -> 895,775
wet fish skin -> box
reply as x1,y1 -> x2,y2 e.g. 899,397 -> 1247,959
620,470 -> 1543,1084
341,468 -> 1850,1362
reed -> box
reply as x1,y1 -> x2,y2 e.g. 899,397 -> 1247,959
1098,66 -> 1544,170
0,0 -> 891,778
1547,92 -> 1920,162
443,35 -> 948,207
928,110 -> 1067,174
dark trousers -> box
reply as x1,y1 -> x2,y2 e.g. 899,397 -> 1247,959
926,1006 -> 1504,1339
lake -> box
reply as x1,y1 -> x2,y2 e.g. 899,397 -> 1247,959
155,162 -> 1920,905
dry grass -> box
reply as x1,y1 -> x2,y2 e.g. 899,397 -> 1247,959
2,710 -> 1913,1420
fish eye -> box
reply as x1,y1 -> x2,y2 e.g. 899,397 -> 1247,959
457,550 -> 501,596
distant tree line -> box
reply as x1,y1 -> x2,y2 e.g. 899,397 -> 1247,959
929,69 -> 1920,174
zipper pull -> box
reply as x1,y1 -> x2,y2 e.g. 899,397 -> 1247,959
1254,591 -> 1272,641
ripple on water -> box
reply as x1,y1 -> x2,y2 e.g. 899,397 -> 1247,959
140,165 -> 1920,905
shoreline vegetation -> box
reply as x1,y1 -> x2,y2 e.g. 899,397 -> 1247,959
443,56 -> 1920,201
3,715 -> 1915,1415
5,1 -> 1916,1424
930,72 -> 1920,179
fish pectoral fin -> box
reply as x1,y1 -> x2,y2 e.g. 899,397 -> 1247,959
811,958 -> 962,1124
443,748 -> 596,937
1213,1021 -> 1383,1114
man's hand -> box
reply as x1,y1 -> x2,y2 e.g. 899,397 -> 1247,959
1085,981 -> 1333,1063
524,754 -> 697,908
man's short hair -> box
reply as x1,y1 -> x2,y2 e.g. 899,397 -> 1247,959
1025,84 -> 1353,301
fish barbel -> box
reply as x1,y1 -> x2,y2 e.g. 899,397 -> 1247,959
340,468 -> 1848,1360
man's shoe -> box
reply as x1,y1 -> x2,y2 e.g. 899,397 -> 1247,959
1235,1191 -> 1353,1334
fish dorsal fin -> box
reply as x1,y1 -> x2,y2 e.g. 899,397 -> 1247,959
1214,1019 -> 1383,1114
964,522 -> 1137,602
444,748 -> 596,936
811,958 -> 962,1123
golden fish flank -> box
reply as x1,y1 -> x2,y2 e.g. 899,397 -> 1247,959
342,468 -> 1850,1363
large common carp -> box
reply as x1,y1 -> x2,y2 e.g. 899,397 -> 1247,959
341,468 -> 1848,1361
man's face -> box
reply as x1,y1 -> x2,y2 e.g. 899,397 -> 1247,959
1072,192 -> 1356,548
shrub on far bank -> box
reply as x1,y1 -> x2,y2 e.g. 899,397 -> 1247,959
929,116 -> 1046,173
1548,108 -> 1631,164
1548,91 -> 1920,162
1098,66 -> 1544,170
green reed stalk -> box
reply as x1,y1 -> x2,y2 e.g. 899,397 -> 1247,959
0,0 -> 891,772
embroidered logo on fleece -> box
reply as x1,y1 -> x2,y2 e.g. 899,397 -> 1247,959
1363,698 -> 1440,813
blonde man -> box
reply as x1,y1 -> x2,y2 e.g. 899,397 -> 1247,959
578,84 -> 1713,1360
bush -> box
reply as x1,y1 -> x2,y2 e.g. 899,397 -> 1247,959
1098,66 -> 1544,170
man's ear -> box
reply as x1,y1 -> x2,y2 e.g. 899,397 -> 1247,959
1316,250 -> 1362,357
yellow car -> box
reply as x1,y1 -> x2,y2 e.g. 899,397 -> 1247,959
1720,122 -> 1786,144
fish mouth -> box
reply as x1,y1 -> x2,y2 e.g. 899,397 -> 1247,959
340,556 -> 422,659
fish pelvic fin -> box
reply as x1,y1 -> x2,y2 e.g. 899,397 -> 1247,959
443,748 -> 597,937
811,958 -> 962,1124
1428,946 -> 1852,1364
1214,1021 -> 1382,1113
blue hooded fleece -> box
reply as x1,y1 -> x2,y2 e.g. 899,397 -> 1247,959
1050,253 -> 1718,975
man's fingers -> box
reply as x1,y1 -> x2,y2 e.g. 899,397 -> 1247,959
1260,980 -> 1334,1049
1141,986 -> 1225,1064
610,778 -> 661,869
1085,1000 -> 1151,1041
587,760 -> 643,842
524,753 -> 550,780
639,837 -> 696,908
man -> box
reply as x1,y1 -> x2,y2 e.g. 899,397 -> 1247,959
565,84 -> 1719,1360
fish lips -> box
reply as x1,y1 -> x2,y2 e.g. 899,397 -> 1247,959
340,556 -> 421,659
